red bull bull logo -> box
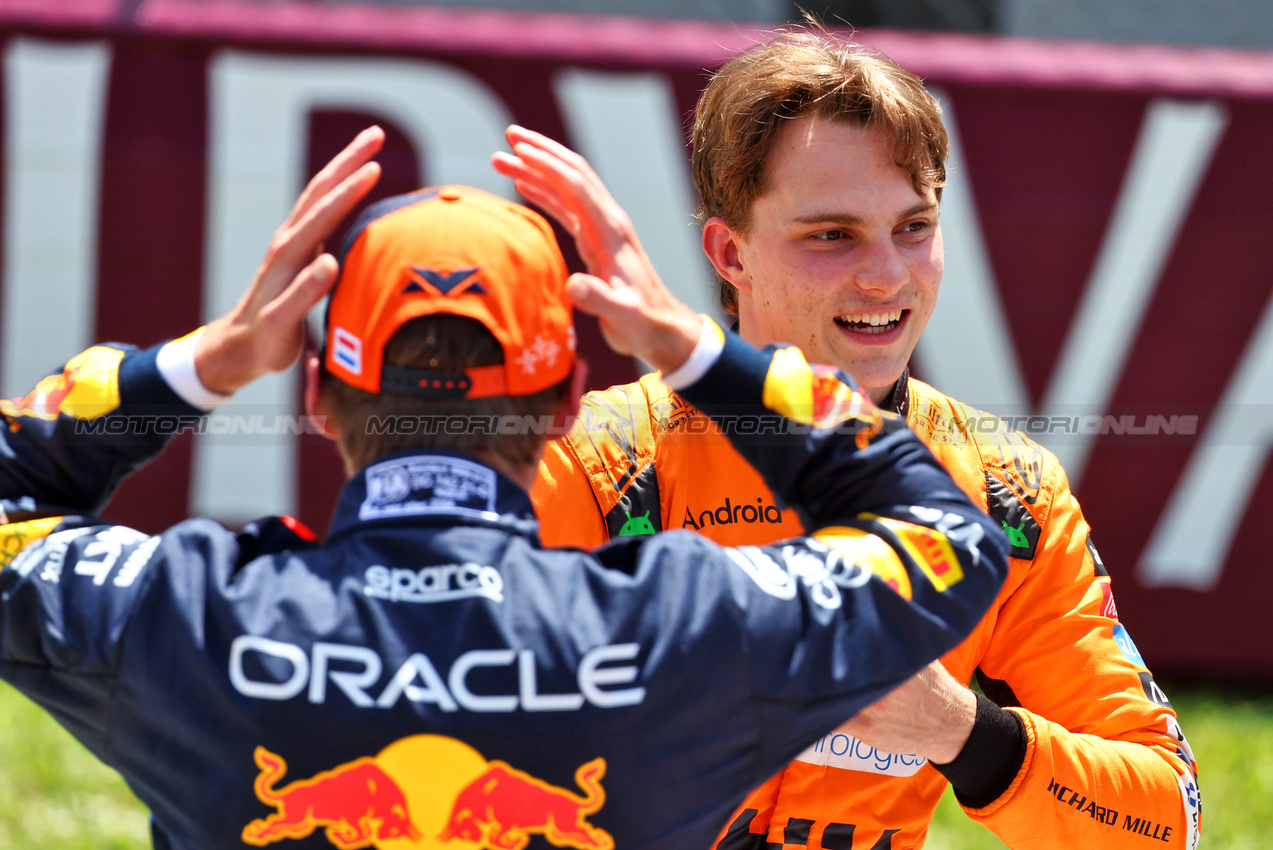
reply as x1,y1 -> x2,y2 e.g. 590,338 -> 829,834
808,367 -> 854,426
242,735 -> 613,850
2,369 -> 78,422
438,758 -> 612,850
0,346 -> 123,423
762,348 -> 884,447
242,747 -> 421,848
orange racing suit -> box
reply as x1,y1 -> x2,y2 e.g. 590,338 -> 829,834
533,370 -> 1201,850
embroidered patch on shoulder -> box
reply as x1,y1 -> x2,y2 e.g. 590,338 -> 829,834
985,473 -> 1041,560
604,464 -> 662,539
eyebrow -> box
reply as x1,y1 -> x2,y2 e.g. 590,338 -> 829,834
790,202 -> 938,227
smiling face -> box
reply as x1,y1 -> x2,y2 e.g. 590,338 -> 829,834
704,115 -> 943,402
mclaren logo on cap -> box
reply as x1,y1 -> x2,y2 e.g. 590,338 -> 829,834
406,266 -> 485,296
332,327 -> 363,375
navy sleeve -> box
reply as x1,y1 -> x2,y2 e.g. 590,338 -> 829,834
680,331 -> 986,535
0,519 -> 161,671
0,344 -> 206,754
632,330 -> 1010,770
0,343 -> 203,520
0,515 -> 168,753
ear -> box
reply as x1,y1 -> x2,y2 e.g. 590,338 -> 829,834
702,217 -> 751,293
303,352 -> 341,441
552,358 -> 588,431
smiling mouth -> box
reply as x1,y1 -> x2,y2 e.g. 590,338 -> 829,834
834,309 -> 906,335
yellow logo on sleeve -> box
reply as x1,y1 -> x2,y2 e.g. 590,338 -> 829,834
0,346 -> 123,422
862,514 -> 965,592
0,517 -> 63,571
813,525 -> 913,600
761,347 -> 884,445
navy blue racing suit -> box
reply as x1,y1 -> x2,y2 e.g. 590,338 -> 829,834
0,331 -> 1007,849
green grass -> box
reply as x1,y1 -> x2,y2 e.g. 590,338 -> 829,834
0,679 -> 1270,848
925,680 -> 1273,849
0,680 -> 149,848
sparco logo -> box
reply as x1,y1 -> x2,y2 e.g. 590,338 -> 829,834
364,563 -> 505,604
682,497 -> 783,531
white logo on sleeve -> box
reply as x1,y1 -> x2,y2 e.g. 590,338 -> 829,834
74,526 -> 149,586
795,731 -> 927,777
725,546 -> 796,600
726,541 -> 869,609
29,527 -> 94,583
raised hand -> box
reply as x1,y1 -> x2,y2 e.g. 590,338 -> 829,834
492,125 -> 702,374
195,126 -> 385,395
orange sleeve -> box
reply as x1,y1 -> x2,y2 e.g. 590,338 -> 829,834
531,437 -> 609,550
966,464 -> 1200,849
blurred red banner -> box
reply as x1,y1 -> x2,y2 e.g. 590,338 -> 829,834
1,1 -> 1271,677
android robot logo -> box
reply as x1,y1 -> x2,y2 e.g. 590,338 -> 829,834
1003,520 -> 1030,550
617,511 -> 656,537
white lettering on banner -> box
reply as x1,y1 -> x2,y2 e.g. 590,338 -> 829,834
554,70 -> 722,329
1,38 -> 110,397
915,94 -> 1028,412
1139,292 -> 1273,589
196,52 -> 513,523
228,637 -> 646,712
795,731 -> 928,777
1037,99 -> 1228,477
917,95 -> 1227,484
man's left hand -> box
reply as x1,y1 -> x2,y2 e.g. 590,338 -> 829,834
838,661 -> 977,765
492,125 -> 702,375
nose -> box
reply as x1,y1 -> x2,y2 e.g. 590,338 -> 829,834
853,238 -> 908,296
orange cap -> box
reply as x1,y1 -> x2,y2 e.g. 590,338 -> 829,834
324,185 -> 575,398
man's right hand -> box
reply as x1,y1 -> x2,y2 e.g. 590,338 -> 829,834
492,125 -> 704,375
194,126 -> 385,396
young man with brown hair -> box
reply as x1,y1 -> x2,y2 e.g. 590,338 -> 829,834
529,30 -> 1202,850
0,128 -> 1007,847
